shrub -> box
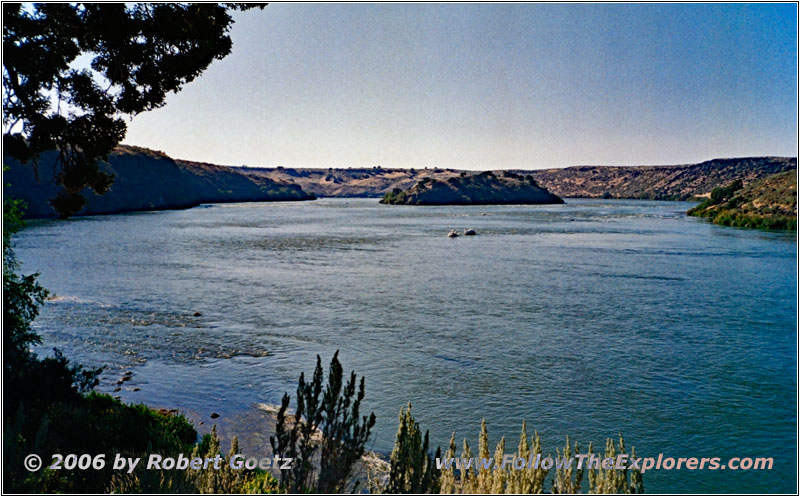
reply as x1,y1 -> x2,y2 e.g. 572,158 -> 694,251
437,420 -> 644,494
709,179 -> 743,204
109,425 -> 279,494
270,351 -> 376,493
384,404 -> 441,493
2,191 -> 215,494
4,393 -> 198,493
381,188 -> 408,204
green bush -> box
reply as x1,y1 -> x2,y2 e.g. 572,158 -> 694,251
383,404 -> 441,493
109,425 -> 279,494
688,174 -> 796,230
709,210 -> 796,230
270,351 -> 376,493
709,179 -> 743,204
4,393 -> 198,493
3,192 -> 231,494
381,188 -> 408,204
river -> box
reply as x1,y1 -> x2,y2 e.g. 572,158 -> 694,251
13,198 -> 797,493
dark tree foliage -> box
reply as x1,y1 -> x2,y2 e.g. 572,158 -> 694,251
2,192 -> 100,415
709,179 -> 743,204
270,351 -> 377,493
3,193 -> 203,494
318,354 -> 376,493
688,179 -> 745,214
3,193 -> 45,384
2,3 -> 264,218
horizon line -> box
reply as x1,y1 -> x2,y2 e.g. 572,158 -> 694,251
118,143 -> 798,172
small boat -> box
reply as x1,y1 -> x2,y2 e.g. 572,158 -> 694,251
463,229 -> 476,236
447,229 -> 459,238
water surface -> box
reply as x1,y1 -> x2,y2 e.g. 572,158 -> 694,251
14,198 -> 797,493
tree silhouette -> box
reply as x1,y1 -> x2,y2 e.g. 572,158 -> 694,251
2,3 -> 264,217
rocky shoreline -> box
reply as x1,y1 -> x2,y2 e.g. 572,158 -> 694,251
110,383 -> 390,488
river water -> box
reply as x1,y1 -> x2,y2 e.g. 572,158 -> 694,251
13,198 -> 797,493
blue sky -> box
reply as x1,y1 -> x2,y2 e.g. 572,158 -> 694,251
123,3 -> 798,170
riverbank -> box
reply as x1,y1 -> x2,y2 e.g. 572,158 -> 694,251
6,148 -> 794,219
112,387 -> 390,487
3,145 -> 314,219
244,156 -> 796,200
688,170 -> 797,230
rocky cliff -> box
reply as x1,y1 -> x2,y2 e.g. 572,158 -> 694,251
379,171 -> 563,205
4,145 -> 314,218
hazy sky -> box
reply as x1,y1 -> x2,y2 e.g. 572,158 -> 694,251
123,3 -> 798,170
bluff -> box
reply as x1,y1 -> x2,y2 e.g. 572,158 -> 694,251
379,171 -> 563,205
244,157 -> 796,200
238,165 -> 462,198
687,170 -> 797,230
526,157 -> 796,200
3,145 -> 314,218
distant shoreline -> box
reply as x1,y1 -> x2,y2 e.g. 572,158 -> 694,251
5,145 -> 794,218
239,156 -> 797,201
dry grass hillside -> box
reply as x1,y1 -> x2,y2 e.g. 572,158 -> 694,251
380,171 -> 563,205
687,170 -> 797,230
241,157 -> 796,200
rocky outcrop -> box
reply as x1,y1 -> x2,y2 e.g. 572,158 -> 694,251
379,171 -> 563,205
3,145 -> 314,218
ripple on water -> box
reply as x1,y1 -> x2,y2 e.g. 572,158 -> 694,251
14,198 -> 797,493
